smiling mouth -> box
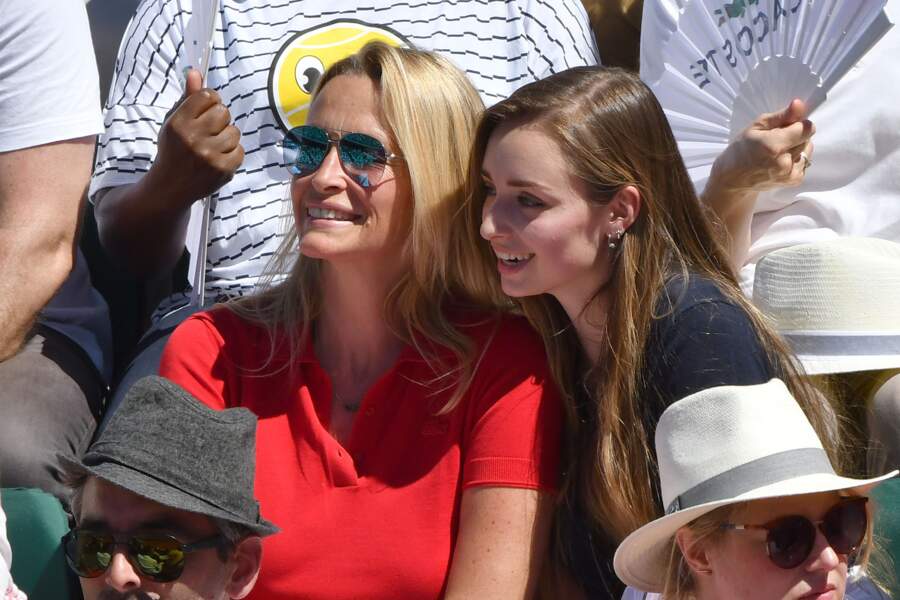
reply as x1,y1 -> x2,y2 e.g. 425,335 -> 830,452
306,207 -> 361,223
495,251 -> 534,266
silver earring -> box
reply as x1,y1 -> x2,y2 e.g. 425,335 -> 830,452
607,227 -> 623,250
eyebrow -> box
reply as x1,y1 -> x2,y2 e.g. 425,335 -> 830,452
480,170 -> 552,192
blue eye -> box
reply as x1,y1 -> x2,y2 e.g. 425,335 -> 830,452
517,194 -> 544,208
482,180 -> 496,196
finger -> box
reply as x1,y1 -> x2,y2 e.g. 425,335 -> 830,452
185,68 -> 203,96
220,144 -> 245,176
209,125 -> 242,154
195,101 -> 232,135
786,140 -> 814,185
757,98 -> 808,130
753,118 -> 814,156
788,139 -> 815,163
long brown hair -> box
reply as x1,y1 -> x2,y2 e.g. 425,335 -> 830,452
460,66 -> 842,554
230,43 -> 497,410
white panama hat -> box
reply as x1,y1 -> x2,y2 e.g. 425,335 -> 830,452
752,237 -> 900,376
613,379 -> 897,593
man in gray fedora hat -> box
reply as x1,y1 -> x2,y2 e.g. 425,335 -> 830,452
60,375 -> 278,599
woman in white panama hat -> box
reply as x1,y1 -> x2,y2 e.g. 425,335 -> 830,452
614,379 -> 897,600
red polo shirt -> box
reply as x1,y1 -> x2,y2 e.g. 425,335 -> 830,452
159,307 -> 561,600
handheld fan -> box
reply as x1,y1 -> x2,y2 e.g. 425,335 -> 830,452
640,0 -> 893,191
179,0 -> 218,307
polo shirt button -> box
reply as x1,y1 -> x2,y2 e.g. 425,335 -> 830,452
365,406 -> 375,416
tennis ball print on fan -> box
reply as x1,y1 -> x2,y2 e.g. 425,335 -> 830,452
268,20 -> 409,131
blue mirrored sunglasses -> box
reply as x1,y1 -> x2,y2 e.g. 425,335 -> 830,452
281,125 -> 402,188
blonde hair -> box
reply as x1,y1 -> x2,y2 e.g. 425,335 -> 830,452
230,43 -> 495,410
662,496 -> 879,600
461,66 -> 843,571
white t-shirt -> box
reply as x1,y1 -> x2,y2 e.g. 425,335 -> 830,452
0,0 -> 102,151
89,0 -> 599,319
0,0 -> 110,380
740,1 -> 900,296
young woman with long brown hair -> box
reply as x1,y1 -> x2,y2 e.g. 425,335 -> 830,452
457,66 -> 842,597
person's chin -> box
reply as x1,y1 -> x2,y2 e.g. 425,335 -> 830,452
499,277 -> 541,298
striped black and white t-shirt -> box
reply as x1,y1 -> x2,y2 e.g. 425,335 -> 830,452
89,0 -> 599,320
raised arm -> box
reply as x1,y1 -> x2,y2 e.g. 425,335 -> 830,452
94,70 -> 243,278
701,99 -> 814,273
445,487 -> 554,600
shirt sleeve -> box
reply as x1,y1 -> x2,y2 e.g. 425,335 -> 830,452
647,299 -> 776,420
159,312 -> 231,411
88,0 -> 188,201
522,0 -> 600,79
0,0 -> 102,152
461,320 -> 562,492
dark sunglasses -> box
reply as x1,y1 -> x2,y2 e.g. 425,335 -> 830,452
62,529 -> 226,582
722,497 -> 868,569
281,125 -> 401,188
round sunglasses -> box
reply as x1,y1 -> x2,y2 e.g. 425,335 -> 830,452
62,529 -> 227,582
721,497 -> 868,569
281,125 -> 402,188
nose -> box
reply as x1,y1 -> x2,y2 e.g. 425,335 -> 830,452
805,527 -> 842,573
309,145 -> 347,193
104,549 -> 142,592
480,197 -> 510,242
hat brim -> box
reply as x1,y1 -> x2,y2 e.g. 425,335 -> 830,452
613,470 -> 898,593
60,456 -> 279,538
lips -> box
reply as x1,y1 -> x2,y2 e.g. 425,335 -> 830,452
306,206 -> 361,223
494,250 -> 534,266
799,583 -> 837,600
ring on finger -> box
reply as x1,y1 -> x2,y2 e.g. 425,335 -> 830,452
799,151 -> 812,171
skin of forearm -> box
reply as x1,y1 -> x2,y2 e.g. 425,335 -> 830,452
94,165 -> 194,279
700,173 -> 760,276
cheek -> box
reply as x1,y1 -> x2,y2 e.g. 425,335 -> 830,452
291,178 -> 308,222
372,179 -> 411,235
707,538 -> 795,599
526,212 -> 604,266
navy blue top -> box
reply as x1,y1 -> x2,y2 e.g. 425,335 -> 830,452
563,274 -> 778,599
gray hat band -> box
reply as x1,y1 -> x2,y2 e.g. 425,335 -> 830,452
665,448 -> 834,515
783,333 -> 900,356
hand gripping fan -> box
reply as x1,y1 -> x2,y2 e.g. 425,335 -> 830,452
640,0 -> 893,191
179,0 -> 218,307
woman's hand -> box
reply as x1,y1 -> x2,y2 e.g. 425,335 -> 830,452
444,487 -> 554,600
701,99 -> 815,272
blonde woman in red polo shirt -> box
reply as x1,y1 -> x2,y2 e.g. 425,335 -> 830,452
158,43 -> 560,600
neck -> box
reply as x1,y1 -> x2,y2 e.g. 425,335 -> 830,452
555,288 -> 612,365
314,258 -> 407,376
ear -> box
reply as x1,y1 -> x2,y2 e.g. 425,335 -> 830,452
606,185 -> 641,233
225,537 -> 263,599
675,527 -> 714,577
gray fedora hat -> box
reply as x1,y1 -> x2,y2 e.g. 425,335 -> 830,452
62,376 -> 278,537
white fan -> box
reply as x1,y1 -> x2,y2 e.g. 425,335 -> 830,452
640,0 -> 893,191
179,0 -> 218,307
